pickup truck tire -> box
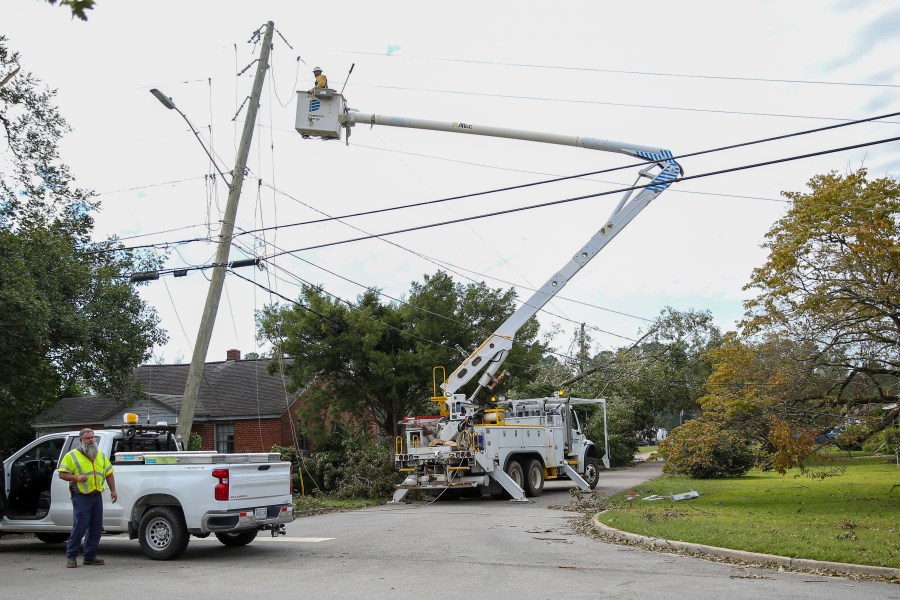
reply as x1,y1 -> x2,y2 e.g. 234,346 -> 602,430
35,532 -> 69,544
215,530 -> 258,547
139,506 -> 190,560
583,456 -> 600,490
523,459 -> 544,497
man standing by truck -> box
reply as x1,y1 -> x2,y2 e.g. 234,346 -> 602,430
57,428 -> 117,568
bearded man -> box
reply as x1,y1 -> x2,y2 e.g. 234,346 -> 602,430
57,428 -> 118,568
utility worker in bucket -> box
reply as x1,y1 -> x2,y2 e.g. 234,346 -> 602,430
312,66 -> 327,90
57,428 -> 117,568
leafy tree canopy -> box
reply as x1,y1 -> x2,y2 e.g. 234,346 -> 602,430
516,307 -> 722,466
258,271 -> 545,445
743,168 -> 900,407
42,0 -> 95,22
0,37 -> 166,454
663,169 -> 900,476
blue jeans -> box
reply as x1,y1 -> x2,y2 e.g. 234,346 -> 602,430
66,492 -> 103,559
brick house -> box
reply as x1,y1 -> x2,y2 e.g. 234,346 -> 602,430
33,350 -> 306,453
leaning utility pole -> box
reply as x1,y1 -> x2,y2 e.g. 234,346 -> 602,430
175,21 -> 274,446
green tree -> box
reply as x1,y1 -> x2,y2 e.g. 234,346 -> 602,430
258,271 -> 544,446
660,332 -> 828,476
743,168 -> 900,413
0,38 -> 166,454
41,1 -> 95,21
663,169 -> 900,477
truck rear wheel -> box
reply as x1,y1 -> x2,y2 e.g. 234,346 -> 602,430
524,459 -> 544,497
138,506 -> 190,560
506,460 -> 524,489
583,457 -> 600,490
215,529 -> 258,547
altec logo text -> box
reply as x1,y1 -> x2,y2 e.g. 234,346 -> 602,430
451,122 -> 473,129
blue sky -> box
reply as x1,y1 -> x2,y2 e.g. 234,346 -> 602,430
4,0 -> 899,365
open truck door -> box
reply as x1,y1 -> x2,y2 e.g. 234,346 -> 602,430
0,457 -> 7,521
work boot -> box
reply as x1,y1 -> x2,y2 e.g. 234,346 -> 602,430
66,557 -> 77,568
83,557 -> 105,566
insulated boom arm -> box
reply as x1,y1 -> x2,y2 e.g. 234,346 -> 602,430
330,103 -> 682,401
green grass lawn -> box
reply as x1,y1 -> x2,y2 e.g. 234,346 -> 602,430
292,495 -> 382,515
637,445 -> 659,454
598,457 -> 900,568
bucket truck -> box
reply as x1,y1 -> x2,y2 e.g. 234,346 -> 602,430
296,88 -> 681,501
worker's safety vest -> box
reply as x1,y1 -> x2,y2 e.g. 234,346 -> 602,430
58,448 -> 114,494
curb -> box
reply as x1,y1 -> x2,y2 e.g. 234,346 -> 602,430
591,514 -> 900,580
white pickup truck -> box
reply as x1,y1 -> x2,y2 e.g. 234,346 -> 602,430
0,422 -> 294,560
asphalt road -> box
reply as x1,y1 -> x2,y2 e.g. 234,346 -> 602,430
2,461 -> 897,599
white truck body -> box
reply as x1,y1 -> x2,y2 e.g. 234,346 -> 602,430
0,426 -> 293,559
395,396 -> 608,501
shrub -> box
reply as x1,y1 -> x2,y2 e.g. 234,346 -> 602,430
659,418 -> 757,478
586,398 -> 640,468
862,426 -> 900,454
767,419 -> 818,475
274,431 -> 401,500
187,432 -> 203,451
832,423 -> 872,452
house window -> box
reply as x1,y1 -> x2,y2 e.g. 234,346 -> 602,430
215,423 -> 234,454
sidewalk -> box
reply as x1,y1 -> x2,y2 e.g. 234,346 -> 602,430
591,455 -> 900,581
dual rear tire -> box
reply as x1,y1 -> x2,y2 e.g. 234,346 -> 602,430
494,458 -> 544,499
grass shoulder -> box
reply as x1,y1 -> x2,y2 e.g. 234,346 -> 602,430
597,456 -> 900,568
292,494 -> 383,516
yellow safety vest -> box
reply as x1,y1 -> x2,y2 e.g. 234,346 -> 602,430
315,74 -> 327,89
58,448 -> 114,494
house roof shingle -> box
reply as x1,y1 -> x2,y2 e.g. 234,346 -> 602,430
133,359 -> 294,418
33,359 -> 296,427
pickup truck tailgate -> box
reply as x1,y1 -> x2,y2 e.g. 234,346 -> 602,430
226,462 -> 292,507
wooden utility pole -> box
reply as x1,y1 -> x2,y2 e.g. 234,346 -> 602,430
175,21 -> 274,445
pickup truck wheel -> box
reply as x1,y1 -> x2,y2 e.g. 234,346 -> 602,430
215,530 -> 258,547
139,506 -> 190,560
524,459 -> 544,497
583,457 -> 600,490
35,532 -> 69,544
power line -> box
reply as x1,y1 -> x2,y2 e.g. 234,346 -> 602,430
143,132 -> 900,280
241,108 -> 900,240
96,109 -> 898,257
264,134 -> 900,259
78,235 -> 213,256
243,232 -> 614,357
112,223 -> 216,243
350,84 -> 900,124
95,176 -> 207,197
345,141 -> 789,205
233,260 -> 568,366
338,50 -> 900,90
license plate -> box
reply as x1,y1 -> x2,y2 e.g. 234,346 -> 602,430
255,507 -> 267,520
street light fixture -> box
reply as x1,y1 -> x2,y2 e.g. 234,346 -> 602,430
149,87 -> 177,110
149,88 -> 231,187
